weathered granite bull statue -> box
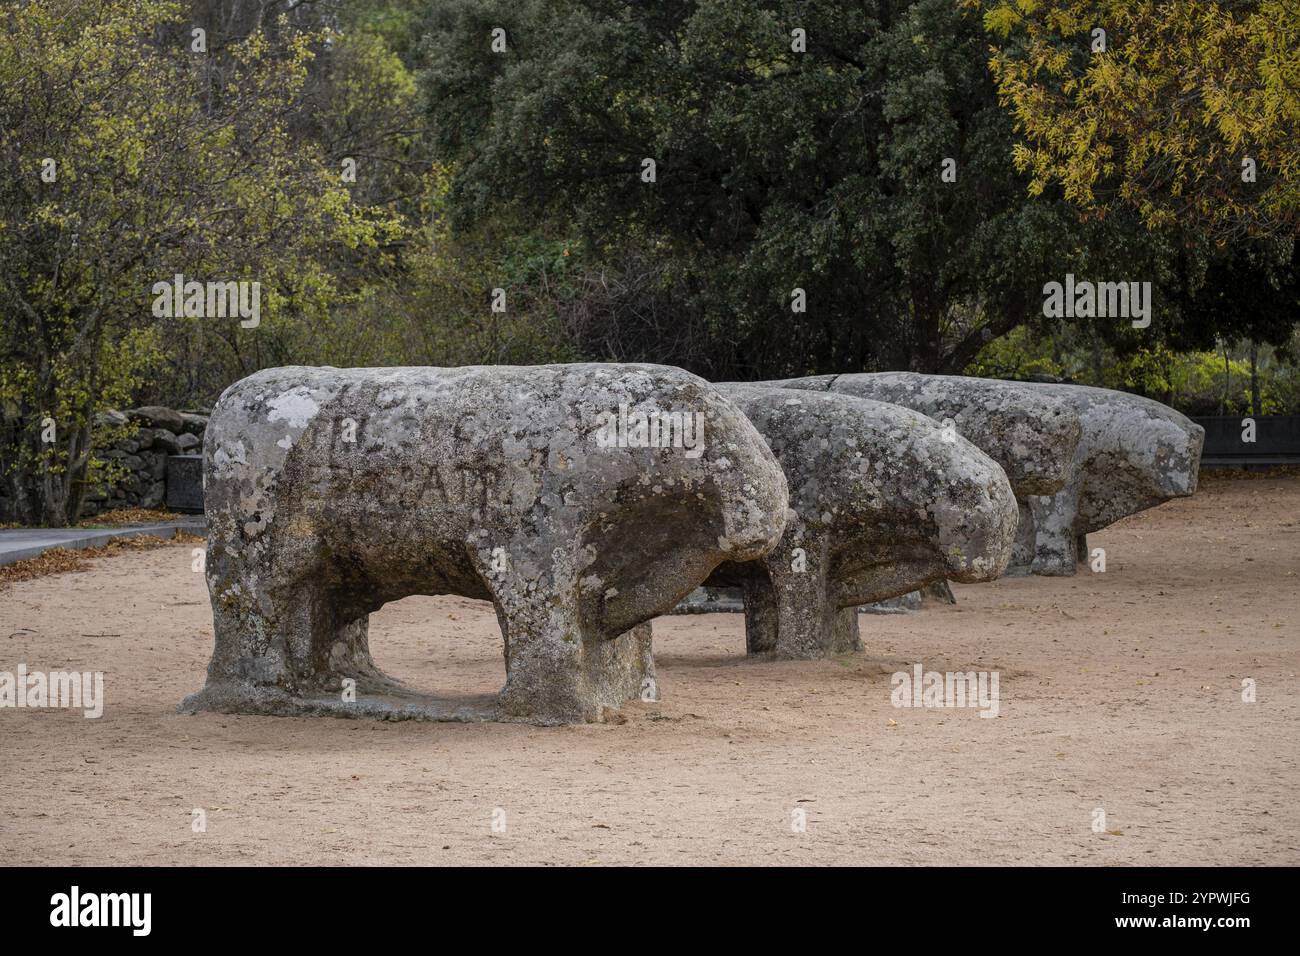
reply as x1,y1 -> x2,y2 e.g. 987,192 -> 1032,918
179,364 -> 789,725
771,373 -> 1201,575
766,372 -> 1082,573
698,384 -> 1018,658
1017,383 -> 1204,574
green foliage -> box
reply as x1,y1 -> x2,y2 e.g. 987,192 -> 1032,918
302,169 -> 580,368
0,0 -> 401,525
421,0 -> 1127,378
969,323 -> 1300,414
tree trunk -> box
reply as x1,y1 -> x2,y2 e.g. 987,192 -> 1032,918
1090,328 -> 1105,386
63,422 -> 93,524
1249,341 -> 1261,417
41,460 -> 70,528
17,407 -> 88,528
940,297 -> 1029,376
909,278 -> 943,373
1221,344 -> 1230,416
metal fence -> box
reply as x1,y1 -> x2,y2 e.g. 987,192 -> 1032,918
1193,415 -> 1300,467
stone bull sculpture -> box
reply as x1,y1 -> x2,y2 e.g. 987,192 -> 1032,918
1017,383 -> 1204,575
771,373 -> 1201,575
765,372 -> 1082,573
699,384 -> 1018,658
179,364 -> 788,725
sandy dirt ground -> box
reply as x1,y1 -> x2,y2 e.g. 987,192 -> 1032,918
1,476 -> 1297,866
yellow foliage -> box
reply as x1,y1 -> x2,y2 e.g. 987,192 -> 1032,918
982,0 -> 1300,241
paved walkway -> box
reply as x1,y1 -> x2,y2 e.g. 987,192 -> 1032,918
0,517 -> 204,566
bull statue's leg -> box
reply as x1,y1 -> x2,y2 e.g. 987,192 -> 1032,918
494,609 -> 654,723
590,623 -> 657,705
1007,500 -> 1036,575
1029,484 -> 1081,576
740,573 -> 780,654
184,547 -> 395,714
276,588 -> 386,696
736,562 -> 833,659
920,579 -> 956,604
746,578 -> 860,657
188,576 -> 281,712
485,548 -> 654,724
770,564 -> 839,660
829,607 -> 863,654
736,533 -> 845,660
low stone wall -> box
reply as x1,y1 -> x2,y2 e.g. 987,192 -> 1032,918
81,406 -> 208,518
